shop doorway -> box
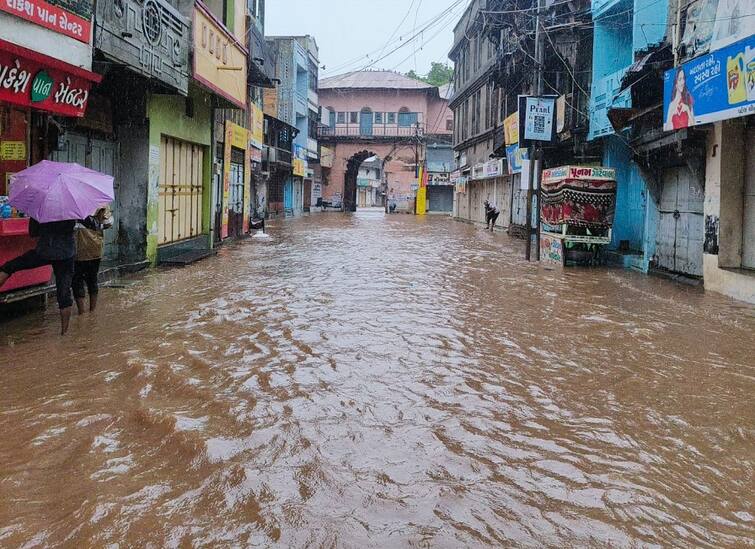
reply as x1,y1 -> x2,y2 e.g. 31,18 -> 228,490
655,165 -> 704,276
228,148 -> 245,238
283,179 -> 293,212
158,136 -> 204,245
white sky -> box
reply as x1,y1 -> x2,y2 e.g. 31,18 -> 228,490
265,0 -> 465,79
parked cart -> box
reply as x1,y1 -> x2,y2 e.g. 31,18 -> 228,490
539,166 -> 617,267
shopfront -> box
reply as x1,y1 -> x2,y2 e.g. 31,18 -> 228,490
0,38 -> 100,298
222,121 -> 251,239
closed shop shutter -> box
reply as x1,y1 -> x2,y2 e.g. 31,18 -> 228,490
511,174 -> 528,226
158,136 -> 204,245
743,126 -> 755,269
428,186 -> 453,212
51,134 -> 118,260
655,165 -> 704,276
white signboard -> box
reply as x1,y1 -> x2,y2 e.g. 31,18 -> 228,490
522,96 -> 556,142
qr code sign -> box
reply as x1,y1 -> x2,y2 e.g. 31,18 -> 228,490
533,115 -> 545,134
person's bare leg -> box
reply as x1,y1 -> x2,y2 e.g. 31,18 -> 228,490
89,293 -> 98,312
60,307 -> 72,335
75,297 -> 86,314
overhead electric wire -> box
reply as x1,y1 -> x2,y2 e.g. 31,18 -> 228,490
324,0 -> 466,81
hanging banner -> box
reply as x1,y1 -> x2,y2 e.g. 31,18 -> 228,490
663,33 -> 755,131
0,40 -> 100,117
249,103 -> 264,148
503,112 -> 519,145
518,95 -> 557,144
1,0 -> 93,44
506,144 -> 528,175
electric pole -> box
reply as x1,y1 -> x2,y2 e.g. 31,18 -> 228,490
524,0 -> 545,261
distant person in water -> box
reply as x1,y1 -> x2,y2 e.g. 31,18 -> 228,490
73,207 -> 112,314
0,218 -> 76,335
484,199 -> 500,231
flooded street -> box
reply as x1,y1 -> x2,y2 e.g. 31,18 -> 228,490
1,212 -> 754,548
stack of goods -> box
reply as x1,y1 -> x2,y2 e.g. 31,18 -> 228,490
540,166 -> 617,228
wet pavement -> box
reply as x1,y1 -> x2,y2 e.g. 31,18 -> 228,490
1,211 -> 754,547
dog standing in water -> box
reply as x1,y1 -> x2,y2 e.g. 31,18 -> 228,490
484,200 -> 500,231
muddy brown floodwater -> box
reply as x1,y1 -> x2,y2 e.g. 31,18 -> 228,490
1,211 -> 754,548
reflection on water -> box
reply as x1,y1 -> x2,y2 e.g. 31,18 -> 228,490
1,212 -> 754,547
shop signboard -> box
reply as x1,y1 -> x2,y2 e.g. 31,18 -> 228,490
518,95 -> 557,144
193,2 -> 247,109
542,165 -> 616,184
428,173 -> 450,185
471,163 -> 485,180
506,143 -> 527,175
249,103 -> 264,149
540,233 -> 564,267
1,0 -> 93,44
95,0 -> 190,94
455,176 -> 468,194
320,146 -> 334,168
0,40 -> 100,117
293,158 -> 306,177
663,33 -> 755,131
263,87 -> 278,118
450,170 -> 460,184
484,159 -> 503,178
503,112 -> 519,145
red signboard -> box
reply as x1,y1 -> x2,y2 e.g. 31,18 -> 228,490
0,0 -> 92,44
0,40 -> 100,117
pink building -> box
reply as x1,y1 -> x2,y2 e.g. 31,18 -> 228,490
317,71 -> 453,212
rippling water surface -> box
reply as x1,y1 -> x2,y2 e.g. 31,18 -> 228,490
1,211 -> 754,547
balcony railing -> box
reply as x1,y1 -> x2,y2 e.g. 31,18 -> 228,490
319,124 -> 425,138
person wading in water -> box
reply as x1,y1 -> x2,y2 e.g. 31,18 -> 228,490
484,199 -> 500,231
0,219 -> 76,335
73,207 -> 112,314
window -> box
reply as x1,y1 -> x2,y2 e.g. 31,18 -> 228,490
337,112 -> 345,124
398,107 -> 417,127
375,112 -> 383,124
446,118 -> 453,131
350,112 -> 358,124
387,112 -> 396,124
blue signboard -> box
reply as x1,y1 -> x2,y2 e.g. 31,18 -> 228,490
663,33 -> 755,131
505,144 -> 528,175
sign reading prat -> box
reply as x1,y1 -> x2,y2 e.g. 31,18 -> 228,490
0,40 -> 99,117
193,1 -> 247,109
518,95 -> 557,144
663,33 -> 755,131
1,0 -> 92,43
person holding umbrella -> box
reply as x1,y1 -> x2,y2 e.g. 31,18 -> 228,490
0,161 -> 114,335
0,218 -> 77,334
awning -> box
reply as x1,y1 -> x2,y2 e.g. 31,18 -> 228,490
617,44 -> 671,95
0,38 -> 102,118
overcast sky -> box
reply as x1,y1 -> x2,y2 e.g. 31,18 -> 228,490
265,0 -> 464,79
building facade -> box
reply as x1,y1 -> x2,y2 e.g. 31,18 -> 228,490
267,35 -> 319,216
448,0 -> 504,225
318,70 -> 453,213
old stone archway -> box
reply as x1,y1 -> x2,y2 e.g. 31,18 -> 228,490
343,149 -> 378,212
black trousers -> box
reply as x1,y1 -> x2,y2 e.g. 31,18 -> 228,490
72,259 -> 101,299
1,250 -> 74,309
486,211 -> 500,225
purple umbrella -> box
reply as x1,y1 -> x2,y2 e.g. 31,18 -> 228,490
8,160 -> 114,223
